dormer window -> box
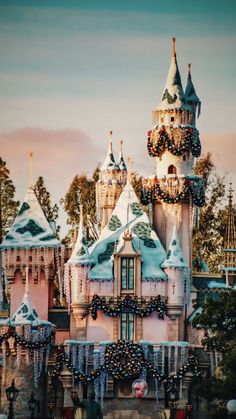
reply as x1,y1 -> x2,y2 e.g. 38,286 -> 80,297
121,313 -> 134,340
121,257 -> 134,290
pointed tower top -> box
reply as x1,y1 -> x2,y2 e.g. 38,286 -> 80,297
126,157 -> 132,185
100,132 -> 119,171
68,204 -> 89,264
185,63 -> 201,111
118,140 -> 127,171
157,38 -> 190,112
161,225 -> 188,269
224,182 -> 236,250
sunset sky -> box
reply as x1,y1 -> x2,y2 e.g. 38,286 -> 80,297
0,0 -> 236,236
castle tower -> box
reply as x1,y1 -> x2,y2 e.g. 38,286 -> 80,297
96,133 -> 127,230
64,205 -> 90,339
0,156 -> 64,325
223,183 -> 236,286
142,38 -> 205,267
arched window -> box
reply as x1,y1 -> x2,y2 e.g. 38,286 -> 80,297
168,165 -> 177,175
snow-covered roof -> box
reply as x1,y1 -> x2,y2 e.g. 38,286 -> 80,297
185,64 -> 201,106
67,205 -> 89,265
161,225 -> 188,269
118,141 -> 127,171
100,142 -> 119,171
88,181 -> 167,281
1,187 -> 61,249
11,271 -> 40,325
156,39 -> 191,112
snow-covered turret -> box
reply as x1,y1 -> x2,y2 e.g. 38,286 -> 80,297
96,133 -> 127,230
161,225 -> 189,320
185,63 -> 201,126
64,206 -> 90,336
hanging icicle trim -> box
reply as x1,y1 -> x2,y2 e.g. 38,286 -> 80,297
51,340 -> 200,386
141,177 -> 205,207
90,294 -> 166,320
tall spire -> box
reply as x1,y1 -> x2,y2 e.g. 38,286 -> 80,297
118,140 -> 127,171
157,37 -> 189,111
100,131 -> 119,171
224,183 -> 236,250
185,63 -> 201,120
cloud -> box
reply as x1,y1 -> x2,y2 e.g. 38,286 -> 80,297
0,127 -> 102,203
202,132 -> 236,177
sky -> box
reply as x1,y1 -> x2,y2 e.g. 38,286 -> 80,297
0,0 -> 236,236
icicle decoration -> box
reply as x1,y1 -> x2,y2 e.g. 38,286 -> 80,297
64,264 -> 71,311
93,349 -> 100,402
85,344 -> 90,374
78,345 -> 84,373
162,202 -> 182,229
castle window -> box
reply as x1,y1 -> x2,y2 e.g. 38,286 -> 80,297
170,116 -> 175,123
121,313 -> 134,340
121,257 -> 134,290
183,154 -> 186,161
160,117 -> 164,123
168,165 -> 177,175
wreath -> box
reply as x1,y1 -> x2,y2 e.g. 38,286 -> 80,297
104,340 -> 144,379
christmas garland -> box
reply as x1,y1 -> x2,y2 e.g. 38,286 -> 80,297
147,126 -> 201,158
141,179 -> 205,207
0,326 -> 54,349
90,295 -> 166,320
50,340 -> 200,384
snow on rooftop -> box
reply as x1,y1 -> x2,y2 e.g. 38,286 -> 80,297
67,206 -> 89,265
1,187 -> 61,249
161,225 -> 188,269
100,142 -> 119,171
88,182 -> 167,281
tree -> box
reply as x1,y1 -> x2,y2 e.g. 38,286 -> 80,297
193,291 -> 236,417
0,157 -> 19,243
34,176 -> 60,235
60,167 -> 99,245
193,153 -> 226,272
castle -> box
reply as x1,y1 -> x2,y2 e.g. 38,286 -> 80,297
0,38 -> 235,419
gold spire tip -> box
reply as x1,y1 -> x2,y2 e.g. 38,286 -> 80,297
109,130 -> 113,137
28,151 -> 33,188
172,37 -> 176,57
188,63 -> 191,71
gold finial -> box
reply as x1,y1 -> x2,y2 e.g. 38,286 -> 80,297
109,130 -> 113,138
120,140 -> 123,152
172,37 -> 176,58
29,151 -> 33,189
127,157 -> 132,184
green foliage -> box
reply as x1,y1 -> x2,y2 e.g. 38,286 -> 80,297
34,176 -> 60,237
0,157 -> 19,243
193,291 -> 236,405
60,168 -> 99,244
193,153 -> 226,272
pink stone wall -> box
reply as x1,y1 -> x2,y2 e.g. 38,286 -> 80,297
10,269 -> 49,320
87,311 -> 113,342
142,314 -> 168,343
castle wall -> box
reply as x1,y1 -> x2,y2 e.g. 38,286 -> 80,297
142,314 -> 168,342
10,269 -> 49,320
87,311 -> 113,342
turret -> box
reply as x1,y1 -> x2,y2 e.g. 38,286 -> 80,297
96,133 -> 127,230
161,225 -> 189,321
185,63 -> 201,126
142,38 -> 205,268
223,183 -> 236,286
64,205 -> 90,338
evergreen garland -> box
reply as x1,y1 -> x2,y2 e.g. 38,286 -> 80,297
0,326 -> 54,349
141,179 -> 205,207
147,126 -> 201,158
50,340 -> 200,384
90,294 -> 166,320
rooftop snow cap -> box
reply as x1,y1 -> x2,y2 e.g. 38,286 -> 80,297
161,225 -> 188,269
157,38 -> 191,112
118,140 -> 127,171
88,181 -> 167,281
1,186 -> 61,249
11,268 -> 42,326
100,139 -> 120,171
185,63 -> 201,117
67,205 -> 89,265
